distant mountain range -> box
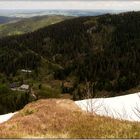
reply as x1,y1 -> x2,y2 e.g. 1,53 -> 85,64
0,9 -> 127,37
0,9 -> 126,18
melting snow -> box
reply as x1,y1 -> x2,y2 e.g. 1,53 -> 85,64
0,112 -> 17,124
0,93 -> 140,124
75,93 -> 140,121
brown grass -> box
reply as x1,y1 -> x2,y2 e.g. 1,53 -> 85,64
0,99 -> 140,138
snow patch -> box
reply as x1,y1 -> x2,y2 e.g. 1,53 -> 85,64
75,93 -> 140,121
0,112 -> 17,124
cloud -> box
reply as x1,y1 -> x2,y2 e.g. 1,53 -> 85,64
0,0 -> 139,10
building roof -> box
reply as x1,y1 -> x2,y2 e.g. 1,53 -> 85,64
20,84 -> 29,90
21,69 -> 32,73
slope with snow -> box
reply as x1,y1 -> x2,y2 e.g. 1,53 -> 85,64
75,93 -> 140,122
0,112 -> 17,124
1,93 -> 140,124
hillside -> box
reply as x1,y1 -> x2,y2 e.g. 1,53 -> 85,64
0,99 -> 140,138
0,15 -> 72,37
0,11 -> 140,114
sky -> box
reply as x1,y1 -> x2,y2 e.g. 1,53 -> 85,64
0,0 -> 139,10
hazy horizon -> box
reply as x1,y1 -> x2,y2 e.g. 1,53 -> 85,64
0,9 -> 134,18
0,0 -> 139,11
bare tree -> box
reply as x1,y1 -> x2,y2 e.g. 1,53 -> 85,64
82,81 -> 104,115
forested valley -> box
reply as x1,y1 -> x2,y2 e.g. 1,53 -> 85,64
0,11 -> 140,113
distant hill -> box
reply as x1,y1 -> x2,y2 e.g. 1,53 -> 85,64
0,15 -> 72,37
0,16 -> 20,24
0,11 -> 140,100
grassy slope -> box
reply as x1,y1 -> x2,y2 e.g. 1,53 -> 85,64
0,99 -> 139,138
0,15 -> 72,37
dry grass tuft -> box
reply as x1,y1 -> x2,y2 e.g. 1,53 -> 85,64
0,99 -> 140,138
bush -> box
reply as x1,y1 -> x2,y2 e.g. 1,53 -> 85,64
0,84 -> 11,95
21,108 -> 37,116
0,85 -> 29,114
38,86 -> 60,98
